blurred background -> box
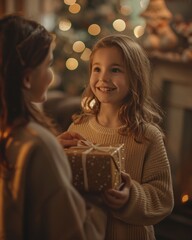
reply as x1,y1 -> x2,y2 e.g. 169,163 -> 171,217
1,0 -> 192,239
2,0 -> 192,95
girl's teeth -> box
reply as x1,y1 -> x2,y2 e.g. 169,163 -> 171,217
99,87 -> 113,92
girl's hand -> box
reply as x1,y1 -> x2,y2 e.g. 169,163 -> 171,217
57,131 -> 85,148
103,172 -> 132,209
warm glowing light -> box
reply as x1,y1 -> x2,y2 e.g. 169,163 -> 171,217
81,97 -> 95,110
64,0 -> 76,5
140,0 -> 150,9
59,19 -> 72,31
134,25 -> 145,38
88,24 -> 101,36
80,48 -> 92,61
120,5 -> 132,16
69,3 -> 81,14
66,58 -> 78,70
181,194 -> 189,203
0,129 -> 10,138
49,68 -> 55,87
73,41 -> 85,53
113,19 -> 126,32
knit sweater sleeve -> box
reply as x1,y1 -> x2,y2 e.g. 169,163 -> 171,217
69,120 -> 174,226
111,128 -> 174,226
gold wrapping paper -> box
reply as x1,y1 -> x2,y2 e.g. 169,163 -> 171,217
65,143 -> 124,192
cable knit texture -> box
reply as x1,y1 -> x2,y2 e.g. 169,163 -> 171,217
69,116 -> 174,240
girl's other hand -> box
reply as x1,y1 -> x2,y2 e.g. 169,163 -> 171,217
103,171 -> 132,209
57,131 -> 85,148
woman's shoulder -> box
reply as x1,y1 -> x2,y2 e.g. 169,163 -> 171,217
28,121 -> 55,137
12,121 -> 61,152
10,121 -> 71,175
28,122 -> 66,153
6,122 -> 72,196
27,122 -> 57,143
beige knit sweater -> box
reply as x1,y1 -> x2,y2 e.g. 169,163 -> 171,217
68,116 -> 174,240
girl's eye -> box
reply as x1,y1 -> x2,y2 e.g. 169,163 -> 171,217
93,67 -> 100,72
112,67 -> 121,73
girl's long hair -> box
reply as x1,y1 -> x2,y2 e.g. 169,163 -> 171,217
73,34 -> 163,140
0,14 -> 56,166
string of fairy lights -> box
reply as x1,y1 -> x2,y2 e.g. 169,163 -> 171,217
43,0 -> 152,93
54,0 -> 149,72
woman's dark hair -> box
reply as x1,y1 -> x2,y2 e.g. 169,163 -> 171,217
0,14 -> 55,166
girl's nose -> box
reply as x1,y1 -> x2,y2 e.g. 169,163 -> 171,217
99,71 -> 110,82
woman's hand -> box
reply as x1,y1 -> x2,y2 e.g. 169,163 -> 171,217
57,131 -> 85,148
103,172 -> 132,209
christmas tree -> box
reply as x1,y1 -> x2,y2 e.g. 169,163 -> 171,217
46,0 -> 148,96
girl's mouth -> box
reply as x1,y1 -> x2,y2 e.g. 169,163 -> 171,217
97,87 -> 116,92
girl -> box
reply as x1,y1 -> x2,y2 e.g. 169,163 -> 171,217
0,14 -> 105,240
59,34 -> 174,240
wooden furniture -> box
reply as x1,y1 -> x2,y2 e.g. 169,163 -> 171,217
0,0 -> 24,16
150,59 -> 192,239
0,1 -> 5,15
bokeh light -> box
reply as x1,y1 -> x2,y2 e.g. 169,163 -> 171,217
69,3 -> 81,14
113,19 -> 126,32
181,194 -> 189,203
81,48 -> 92,61
64,0 -> 76,6
66,58 -> 78,70
120,5 -> 132,16
59,19 -> 72,31
88,24 -> 101,36
73,41 -> 85,53
134,25 -> 145,38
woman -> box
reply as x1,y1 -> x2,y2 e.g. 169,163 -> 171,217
0,14 -> 106,240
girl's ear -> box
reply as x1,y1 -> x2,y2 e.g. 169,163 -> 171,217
23,70 -> 32,89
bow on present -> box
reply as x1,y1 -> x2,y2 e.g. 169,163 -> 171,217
72,140 -> 124,191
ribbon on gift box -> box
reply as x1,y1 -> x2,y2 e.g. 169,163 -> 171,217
72,140 -> 123,191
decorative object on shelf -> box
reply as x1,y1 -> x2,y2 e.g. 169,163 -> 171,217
182,23 -> 192,62
165,0 -> 192,21
140,0 -> 178,51
174,20 -> 192,62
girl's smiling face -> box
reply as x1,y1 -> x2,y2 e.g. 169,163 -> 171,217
90,46 -> 129,107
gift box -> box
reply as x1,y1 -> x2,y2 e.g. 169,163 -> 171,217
65,142 -> 124,192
